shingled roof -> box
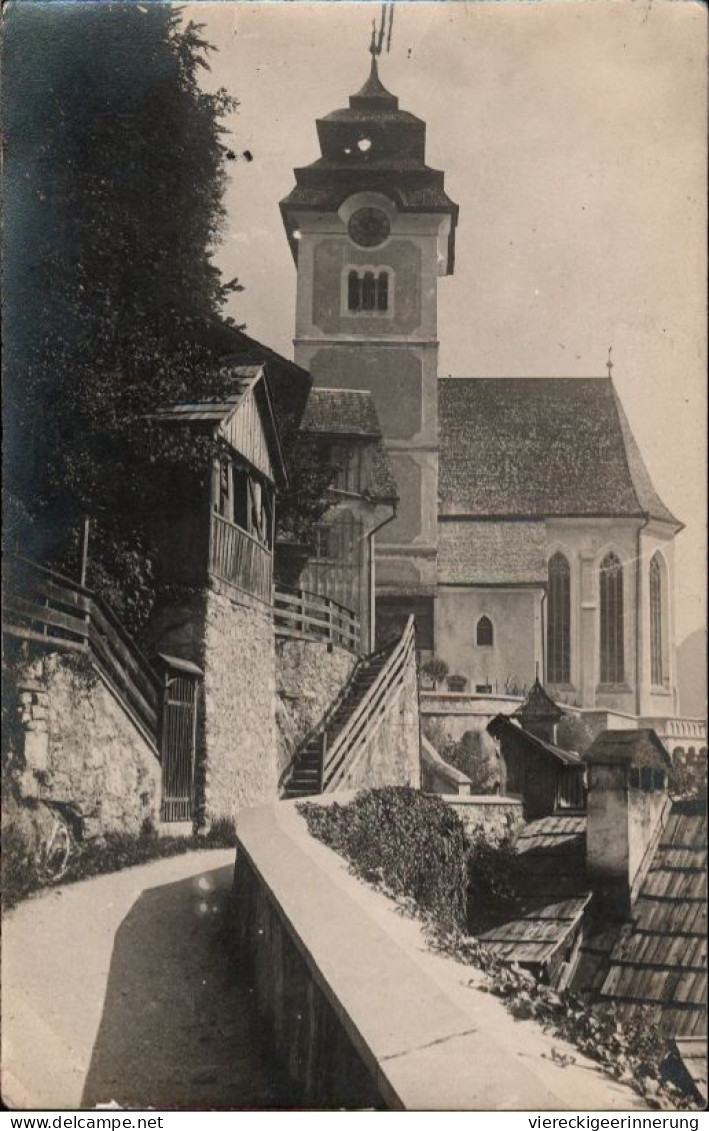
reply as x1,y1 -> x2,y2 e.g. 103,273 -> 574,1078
589,799 -> 708,1038
480,816 -> 590,972
438,378 -> 681,526
300,388 -> 382,437
437,520 -> 547,585
300,388 -> 398,504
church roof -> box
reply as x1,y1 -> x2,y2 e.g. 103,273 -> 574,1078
438,378 -> 681,527
437,519 -> 547,585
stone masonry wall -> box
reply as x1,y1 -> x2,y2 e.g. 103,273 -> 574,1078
199,589 -> 278,822
13,653 -> 161,836
446,796 -> 525,844
337,648 -> 421,791
275,639 -> 356,785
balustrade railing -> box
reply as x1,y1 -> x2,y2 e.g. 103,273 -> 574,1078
2,555 -> 162,750
273,584 -> 360,654
209,512 -> 272,604
322,615 -> 416,792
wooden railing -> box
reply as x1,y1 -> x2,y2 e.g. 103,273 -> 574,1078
322,616 -> 416,792
273,584 -> 360,654
209,512 -> 273,604
2,555 -> 162,751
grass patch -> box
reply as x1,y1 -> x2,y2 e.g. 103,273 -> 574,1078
1,799 -> 237,912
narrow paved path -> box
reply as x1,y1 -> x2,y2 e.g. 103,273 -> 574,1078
2,850 -> 290,1110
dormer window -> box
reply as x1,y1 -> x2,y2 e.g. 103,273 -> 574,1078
345,267 -> 392,314
330,441 -> 364,493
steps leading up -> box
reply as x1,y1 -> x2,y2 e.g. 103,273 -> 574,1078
284,644 -> 395,800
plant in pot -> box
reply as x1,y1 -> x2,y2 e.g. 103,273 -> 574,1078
421,656 -> 449,692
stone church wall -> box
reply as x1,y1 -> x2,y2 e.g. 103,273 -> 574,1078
436,586 -> 541,696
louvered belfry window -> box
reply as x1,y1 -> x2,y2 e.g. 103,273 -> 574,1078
548,552 -> 571,684
650,553 -> 664,686
346,269 -> 390,313
600,552 -> 624,683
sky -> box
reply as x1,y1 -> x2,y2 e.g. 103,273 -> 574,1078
185,0 -> 707,645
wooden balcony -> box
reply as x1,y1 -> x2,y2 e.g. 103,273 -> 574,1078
209,512 -> 273,605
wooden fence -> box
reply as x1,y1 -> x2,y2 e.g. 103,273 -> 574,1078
209,512 -> 272,604
322,616 -> 415,791
273,584 -> 360,654
2,555 -> 162,751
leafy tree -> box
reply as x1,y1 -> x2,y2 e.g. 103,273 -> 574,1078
3,3 -> 240,631
556,714 -> 598,756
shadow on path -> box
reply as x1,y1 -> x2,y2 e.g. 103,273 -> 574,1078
81,863 -> 292,1110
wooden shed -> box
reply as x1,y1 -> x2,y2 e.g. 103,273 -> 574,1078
149,363 -> 288,606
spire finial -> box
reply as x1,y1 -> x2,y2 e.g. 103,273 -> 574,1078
369,3 -> 394,63
606,345 -> 614,379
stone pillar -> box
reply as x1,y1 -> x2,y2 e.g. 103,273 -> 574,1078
579,552 -> 597,708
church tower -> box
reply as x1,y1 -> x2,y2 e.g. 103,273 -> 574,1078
281,54 -> 458,647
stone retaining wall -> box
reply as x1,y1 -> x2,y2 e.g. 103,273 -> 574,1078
443,795 -> 525,843
233,800 -> 644,1111
200,589 -> 277,822
12,653 -> 161,836
275,639 -> 356,784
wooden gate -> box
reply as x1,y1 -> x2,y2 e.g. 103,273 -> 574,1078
158,657 -> 201,823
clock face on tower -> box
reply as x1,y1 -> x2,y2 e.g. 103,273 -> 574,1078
347,207 -> 391,248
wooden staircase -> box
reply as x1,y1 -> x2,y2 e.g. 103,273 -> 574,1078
284,617 -> 416,799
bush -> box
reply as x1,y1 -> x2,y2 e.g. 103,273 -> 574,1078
442,730 -> 502,794
466,831 -> 519,930
300,787 -> 469,931
556,714 -> 598,756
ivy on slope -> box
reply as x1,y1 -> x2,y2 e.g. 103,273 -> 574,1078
300,788 -> 698,1110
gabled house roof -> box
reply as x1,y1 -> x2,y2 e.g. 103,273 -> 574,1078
300,387 -> 398,504
488,714 -> 583,767
438,377 -> 682,527
586,728 -> 672,769
151,363 -> 288,488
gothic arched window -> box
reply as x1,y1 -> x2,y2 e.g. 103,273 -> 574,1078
548,552 -> 571,684
476,616 -> 494,647
600,552 -> 624,683
650,553 -> 665,686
